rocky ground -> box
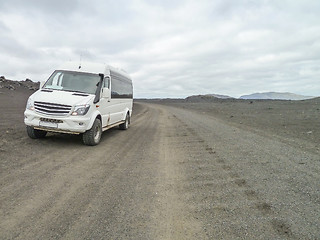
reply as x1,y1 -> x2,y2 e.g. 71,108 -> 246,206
0,77 -> 39,91
0,80 -> 319,239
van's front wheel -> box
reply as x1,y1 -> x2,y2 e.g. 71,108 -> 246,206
26,126 -> 47,139
82,118 -> 102,146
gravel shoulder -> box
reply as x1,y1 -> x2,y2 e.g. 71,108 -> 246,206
0,94 -> 319,239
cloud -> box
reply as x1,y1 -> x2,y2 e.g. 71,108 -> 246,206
0,0 -> 319,98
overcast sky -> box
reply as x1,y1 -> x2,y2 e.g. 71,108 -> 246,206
1,0 -> 319,98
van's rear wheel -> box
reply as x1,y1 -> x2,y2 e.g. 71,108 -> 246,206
26,126 -> 47,139
82,118 -> 102,146
119,113 -> 130,130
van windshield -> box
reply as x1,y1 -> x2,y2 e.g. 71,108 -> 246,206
43,71 -> 100,94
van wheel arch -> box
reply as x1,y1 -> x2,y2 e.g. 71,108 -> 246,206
82,118 -> 102,146
119,112 -> 130,130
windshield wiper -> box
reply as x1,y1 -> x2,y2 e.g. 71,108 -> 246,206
43,88 -> 91,94
42,88 -> 63,91
60,89 -> 88,94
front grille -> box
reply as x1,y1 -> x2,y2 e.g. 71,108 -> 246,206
34,101 -> 72,116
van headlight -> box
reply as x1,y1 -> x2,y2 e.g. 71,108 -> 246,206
72,104 -> 90,116
26,98 -> 35,110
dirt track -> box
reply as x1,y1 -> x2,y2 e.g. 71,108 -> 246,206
0,96 -> 319,239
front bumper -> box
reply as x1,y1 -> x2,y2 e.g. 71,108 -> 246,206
24,109 -> 91,134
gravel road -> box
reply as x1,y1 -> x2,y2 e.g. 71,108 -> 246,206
0,102 -> 319,239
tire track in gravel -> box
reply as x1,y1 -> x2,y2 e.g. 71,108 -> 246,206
168,112 -> 280,239
149,108 -> 208,240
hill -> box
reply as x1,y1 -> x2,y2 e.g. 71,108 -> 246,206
0,77 -> 39,92
185,94 -> 233,102
240,92 -> 315,100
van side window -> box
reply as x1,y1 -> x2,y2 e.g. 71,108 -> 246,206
104,77 -> 110,88
110,71 -> 133,99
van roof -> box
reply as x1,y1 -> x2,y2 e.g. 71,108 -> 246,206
58,61 -> 131,79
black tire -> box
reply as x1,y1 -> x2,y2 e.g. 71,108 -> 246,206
82,118 -> 102,146
26,126 -> 47,139
119,113 -> 130,130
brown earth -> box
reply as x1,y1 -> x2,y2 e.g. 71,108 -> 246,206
0,83 -> 319,239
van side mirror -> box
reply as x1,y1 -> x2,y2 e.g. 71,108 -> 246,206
102,87 -> 110,99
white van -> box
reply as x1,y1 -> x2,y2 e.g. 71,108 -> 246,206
24,62 -> 133,145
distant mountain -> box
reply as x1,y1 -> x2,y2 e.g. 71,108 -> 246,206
206,94 -> 233,99
240,92 -> 315,100
185,94 -> 233,102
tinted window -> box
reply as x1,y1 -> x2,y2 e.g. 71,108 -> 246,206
110,71 -> 133,99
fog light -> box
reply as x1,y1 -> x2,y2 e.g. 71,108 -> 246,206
79,122 -> 84,126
